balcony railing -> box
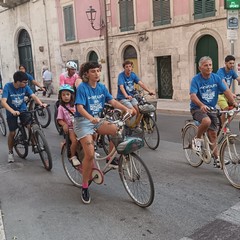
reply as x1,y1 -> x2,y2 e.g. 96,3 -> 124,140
0,0 -> 29,8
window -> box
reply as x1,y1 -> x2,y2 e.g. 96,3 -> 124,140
63,5 -> 75,41
194,0 -> 215,19
119,0 -> 135,32
153,0 -> 171,26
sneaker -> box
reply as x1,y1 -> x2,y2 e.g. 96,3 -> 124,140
95,152 -> 100,158
213,157 -> 230,168
223,127 -> 230,134
70,156 -> 81,167
33,145 -> 39,154
192,137 -> 203,152
81,188 -> 91,204
106,157 -> 119,169
8,152 -> 14,163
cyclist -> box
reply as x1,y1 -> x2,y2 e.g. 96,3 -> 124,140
74,61 -> 132,204
59,61 -> 81,89
1,71 -> 47,163
57,84 -> 80,167
190,56 -> 237,167
217,55 -> 240,131
19,65 -> 45,93
116,60 -> 154,128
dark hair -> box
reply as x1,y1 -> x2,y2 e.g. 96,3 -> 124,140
122,60 -> 133,68
19,65 -> 27,71
13,71 -> 28,83
58,91 -> 75,107
79,63 -> 86,78
82,61 -> 100,74
225,55 -> 235,62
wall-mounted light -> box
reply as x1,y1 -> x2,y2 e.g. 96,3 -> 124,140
86,6 -> 105,31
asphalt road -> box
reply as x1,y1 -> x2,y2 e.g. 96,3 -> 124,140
0,109 -> 240,240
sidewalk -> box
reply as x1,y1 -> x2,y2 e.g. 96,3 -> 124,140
38,94 -> 191,115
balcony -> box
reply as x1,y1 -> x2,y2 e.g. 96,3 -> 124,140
0,0 -> 29,8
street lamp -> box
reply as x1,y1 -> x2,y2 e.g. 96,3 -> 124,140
86,6 -> 105,31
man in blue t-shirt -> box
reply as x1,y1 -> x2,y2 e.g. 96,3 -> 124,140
74,61 -> 132,204
117,60 -> 154,120
1,71 -> 47,163
217,55 -> 240,127
190,56 -> 237,167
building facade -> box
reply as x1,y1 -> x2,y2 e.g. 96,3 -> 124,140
0,0 -> 239,100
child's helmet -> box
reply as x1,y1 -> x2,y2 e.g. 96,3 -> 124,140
66,61 -> 77,70
59,84 -> 74,93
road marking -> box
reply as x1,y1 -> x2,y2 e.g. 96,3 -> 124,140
0,209 -> 6,240
180,202 -> 240,240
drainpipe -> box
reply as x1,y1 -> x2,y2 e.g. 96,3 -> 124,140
43,0 -> 51,70
104,0 -> 112,94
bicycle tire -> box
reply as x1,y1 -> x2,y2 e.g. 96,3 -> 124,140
100,134 -> 111,155
220,135 -> 240,189
141,115 -> 160,150
61,136 -> 82,187
182,123 -> 203,167
14,127 -> 28,158
34,105 -> 51,128
118,152 -> 154,208
0,112 -> 7,136
34,129 -> 52,171
54,103 -> 63,135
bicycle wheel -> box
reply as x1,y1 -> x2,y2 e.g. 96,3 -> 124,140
182,123 -> 203,167
0,112 -> 7,136
141,115 -> 160,150
54,102 -> 63,135
220,135 -> 240,189
34,105 -> 51,128
14,127 -> 28,158
118,152 -> 154,208
61,137 -> 82,187
34,129 -> 52,171
100,134 -> 111,155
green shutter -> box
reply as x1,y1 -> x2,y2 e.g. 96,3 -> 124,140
119,0 -> 135,32
153,0 -> 171,26
63,5 -> 75,41
194,0 -> 215,19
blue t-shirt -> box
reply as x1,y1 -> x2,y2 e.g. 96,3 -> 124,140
216,67 -> 238,89
190,73 -> 227,110
75,82 -> 113,117
2,82 -> 33,117
117,71 -> 140,100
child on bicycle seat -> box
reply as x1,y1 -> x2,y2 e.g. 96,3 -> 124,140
1,71 -> 47,163
57,84 -> 80,167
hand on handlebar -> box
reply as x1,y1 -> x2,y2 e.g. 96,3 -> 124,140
148,91 -> 155,96
12,110 -> 20,116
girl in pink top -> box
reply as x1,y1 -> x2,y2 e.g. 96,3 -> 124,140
57,84 -> 80,166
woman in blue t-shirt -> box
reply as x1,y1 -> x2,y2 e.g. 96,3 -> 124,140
74,61 -> 132,204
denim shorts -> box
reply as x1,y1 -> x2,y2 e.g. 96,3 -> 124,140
73,117 -> 103,140
120,98 -> 138,108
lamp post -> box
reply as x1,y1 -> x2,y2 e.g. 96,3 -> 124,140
85,6 -> 105,31
85,4 -> 112,93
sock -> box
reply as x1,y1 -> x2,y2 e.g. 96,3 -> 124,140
82,183 -> 88,189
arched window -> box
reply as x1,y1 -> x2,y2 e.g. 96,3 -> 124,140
89,51 -> 99,62
123,45 -> 137,60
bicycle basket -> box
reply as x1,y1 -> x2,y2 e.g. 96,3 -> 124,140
19,111 -> 32,126
116,137 -> 144,155
110,132 -> 124,146
139,103 -> 156,114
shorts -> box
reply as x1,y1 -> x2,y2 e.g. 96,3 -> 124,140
7,116 -> 18,132
73,117 -> 104,140
217,94 -> 229,110
120,98 -> 138,109
191,109 -> 218,131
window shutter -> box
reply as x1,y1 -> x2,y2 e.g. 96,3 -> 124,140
153,0 -> 170,26
194,0 -> 215,19
63,5 -> 75,41
119,0 -> 135,32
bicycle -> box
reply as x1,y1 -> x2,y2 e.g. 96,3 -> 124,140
125,91 -> 160,150
26,91 -> 51,128
14,106 -> 52,171
0,100 -> 7,136
182,107 -> 240,189
61,112 -> 155,207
